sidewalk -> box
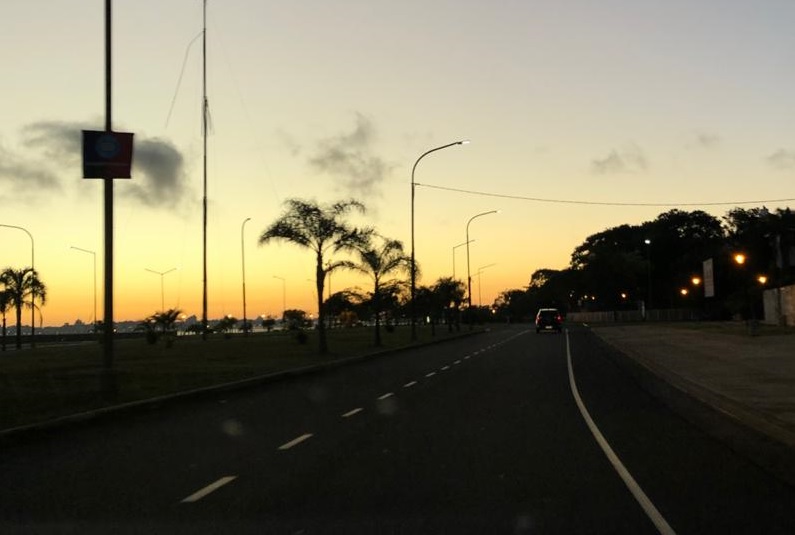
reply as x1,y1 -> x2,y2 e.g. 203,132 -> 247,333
590,322 -> 795,483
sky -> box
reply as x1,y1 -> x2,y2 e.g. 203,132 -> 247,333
2,0 -> 795,327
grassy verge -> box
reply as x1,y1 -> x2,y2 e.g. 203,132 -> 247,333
0,324 -> 469,430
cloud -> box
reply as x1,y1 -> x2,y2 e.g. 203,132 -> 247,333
124,137 -> 188,208
591,144 -> 648,175
766,149 -> 795,170
10,121 -> 189,208
0,142 -> 62,192
307,113 -> 394,197
691,132 -> 720,149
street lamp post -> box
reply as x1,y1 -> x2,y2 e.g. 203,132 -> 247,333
241,217 -> 251,336
273,276 -> 286,320
466,211 -> 498,313
644,239 -> 652,318
452,239 -> 474,281
476,263 -> 496,306
410,140 -> 469,341
70,246 -> 97,333
145,267 -> 177,312
0,224 -> 35,347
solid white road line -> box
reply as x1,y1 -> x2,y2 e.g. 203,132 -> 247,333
181,476 -> 237,503
403,381 -> 418,388
565,331 -> 677,535
425,372 -> 437,377
342,408 -> 363,418
278,433 -> 313,450
378,392 -> 395,400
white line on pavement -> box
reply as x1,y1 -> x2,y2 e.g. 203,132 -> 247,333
565,332 -> 676,535
181,476 -> 237,503
342,408 -> 363,418
426,372 -> 437,377
278,433 -> 313,450
464,356 -> 471,360
453,360 -> 461,365
441,366 -> 450,371
378,392 -> 395,400
403,381 -> 418,388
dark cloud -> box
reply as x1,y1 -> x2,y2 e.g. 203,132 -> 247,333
591,145 -> 648,175
307,113 -> 393,197
125,137 -> 187,208
0,142 -> 62,192
694,133 -> 720,148
766,149 -> 795,170
8,121 -> 189,208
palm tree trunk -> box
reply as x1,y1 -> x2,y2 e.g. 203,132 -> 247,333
316,254 -> 328,354
15,304 -> 22,350
373,282 -> 381,347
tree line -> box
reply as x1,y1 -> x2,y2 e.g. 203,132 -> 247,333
492,207 -> 795,322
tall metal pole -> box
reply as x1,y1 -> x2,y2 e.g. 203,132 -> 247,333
0,225 -> 34,347
103,0 -> 114,366
201,0 -> 209,339
410,140 -> 469,341
241,217 -> 251,336
145,268 -> 177,312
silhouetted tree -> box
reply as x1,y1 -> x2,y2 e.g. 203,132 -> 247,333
259,198 -> 370,354
0,267 -> 46,349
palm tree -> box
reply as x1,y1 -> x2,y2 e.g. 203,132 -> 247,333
433,277 -> 466,332
0,267 -> 46,350
0,290 -> 10,352
348,235 -> 413,346
259,198 -> 370,354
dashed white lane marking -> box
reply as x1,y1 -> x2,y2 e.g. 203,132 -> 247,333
565,331 -> 676,535
441,366 -> 450,371
342,408 -> 363,418
403,381 -> 418,388
425,372 -> 437,377
453,360 -> 462,365
278,433 -> 313,450
378,392 -> 395,400
464,356 -> 471,360
181,476 -> 237,503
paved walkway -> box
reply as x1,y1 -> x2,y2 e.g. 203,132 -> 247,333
590,323 -> 795,453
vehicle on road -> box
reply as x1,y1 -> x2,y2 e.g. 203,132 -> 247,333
535,308 -> 563,333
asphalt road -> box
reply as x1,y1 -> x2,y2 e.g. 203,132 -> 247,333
1,324 -> 793,534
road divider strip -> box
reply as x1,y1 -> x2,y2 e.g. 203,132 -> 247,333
181,476 -> 237,503
565,331 -> 676,535
278,433 -> 313,450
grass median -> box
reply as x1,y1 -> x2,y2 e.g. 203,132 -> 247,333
0,324 -> 470,431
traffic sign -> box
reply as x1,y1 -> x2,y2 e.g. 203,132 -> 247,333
82,130 -> 134,179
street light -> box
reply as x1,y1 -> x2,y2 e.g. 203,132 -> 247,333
273,275 -> 286,320
452,239 -> 474,281
0,224 -> 35,347
476,263 -> 496,306
70,246 -> 97,332
145,267 -> 177,312
241,217 -> 251,336
410,139 -> 469,341
466,210 -> 499,312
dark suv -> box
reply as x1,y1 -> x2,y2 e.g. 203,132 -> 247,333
535,308 -> 563,333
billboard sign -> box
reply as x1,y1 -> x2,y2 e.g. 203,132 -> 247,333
82,130 -> 134,179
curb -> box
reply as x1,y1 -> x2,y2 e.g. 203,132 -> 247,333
0,330 -> 482,444
588,327 -> 795,488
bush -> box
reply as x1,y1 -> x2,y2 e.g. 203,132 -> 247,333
294,330 -> 308,345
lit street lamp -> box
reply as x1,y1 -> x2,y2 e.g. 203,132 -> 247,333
466,210 -> 499,312
410,140 -> 469,341
241,217 -> 251,336
70,246 -> 97,332
0,224 -> 35,347
145,267 -> 177,312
